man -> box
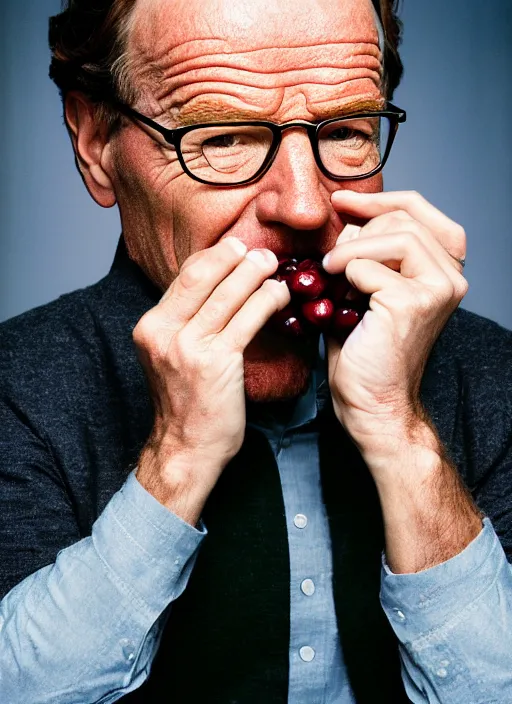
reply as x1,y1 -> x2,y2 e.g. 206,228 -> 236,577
0,0 -> 511,701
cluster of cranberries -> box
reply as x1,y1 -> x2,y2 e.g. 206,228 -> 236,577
270,257 -> 368,341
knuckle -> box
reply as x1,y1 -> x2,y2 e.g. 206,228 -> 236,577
384,211 -> 412,230
394,229 -> 421,250
199,301 -> 226,329
179,262 -> 206,290
414,285 -> 439,312
406,189 -> 424,203
179,251 -> 203,277
260,279 -> 286,308
451,223 -> 467,250
394,209 -> 412,220
453,273 -> 469,299
344,258 -> 360,280
133,312 -> 159,349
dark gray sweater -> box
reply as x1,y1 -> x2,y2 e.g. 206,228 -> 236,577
1,242 -> 511,702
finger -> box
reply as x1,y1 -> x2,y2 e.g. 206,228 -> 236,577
336,223 -> 362,245
186,248 -> 282,338
350,215 -> 465,277
331,190 -> 466,262
159,237 -> 248,325
221,278 -> 291,351
343,257 -> 404,295
323,232 -> 446,284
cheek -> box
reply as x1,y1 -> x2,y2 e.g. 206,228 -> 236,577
170,183 -> 257,265
113,129 -> 258,264
353,173 -> 383,195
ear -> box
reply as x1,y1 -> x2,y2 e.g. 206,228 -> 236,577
65,92 -> 117,208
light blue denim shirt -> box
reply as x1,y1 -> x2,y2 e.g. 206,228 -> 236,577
1,368 -> 512,703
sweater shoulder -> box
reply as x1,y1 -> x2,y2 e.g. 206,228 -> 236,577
444,307 -> 512,381
1,283 -> 104,375
0,279 -> 118,428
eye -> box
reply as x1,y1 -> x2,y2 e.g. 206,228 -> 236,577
202,133 -> 241,149
327,127 -> 367,142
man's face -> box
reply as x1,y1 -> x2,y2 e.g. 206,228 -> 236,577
106,0 -> 384,401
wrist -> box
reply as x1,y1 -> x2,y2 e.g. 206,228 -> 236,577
356,416 -> 483,573
352,410 -> 440,478
136,437 -> 222,527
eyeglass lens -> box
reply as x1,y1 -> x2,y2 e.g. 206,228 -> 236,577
178,116 -> 391,184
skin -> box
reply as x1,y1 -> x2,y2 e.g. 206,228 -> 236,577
66,0 -> 482,574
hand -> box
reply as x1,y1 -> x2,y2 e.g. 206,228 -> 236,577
323,190 -> 468,460
133,237 -> 290,523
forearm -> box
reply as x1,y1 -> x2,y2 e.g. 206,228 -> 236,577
0,472 -> 205,704
361,417 -> 483,574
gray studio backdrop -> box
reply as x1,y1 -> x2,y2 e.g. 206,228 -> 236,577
1,0 -> 511,329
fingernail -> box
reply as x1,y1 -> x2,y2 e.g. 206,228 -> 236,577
246,248 -> 276,266
225,236 -> 247,256
336,224 -> 362,245
322,252 -> 331,269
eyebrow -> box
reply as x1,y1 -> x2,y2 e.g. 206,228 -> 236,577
171,97 -> 386,126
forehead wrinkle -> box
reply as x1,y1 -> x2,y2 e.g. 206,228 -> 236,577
151,42 -> 382,95
161,69 -> 381,121
127,1 -> 381,104
150,38 -> 381,74
155,65 -> 382,109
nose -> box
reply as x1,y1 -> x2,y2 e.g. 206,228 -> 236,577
254,128 -> 332,233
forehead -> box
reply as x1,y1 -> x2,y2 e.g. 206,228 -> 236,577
131,0 -> 379,54
128,0 -> 382,120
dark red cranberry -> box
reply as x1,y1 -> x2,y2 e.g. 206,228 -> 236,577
332,307 -> 361,331
275,258 -> 298,284
297,258 -> 321,272
289,269 -> 327,300
301,298 -> 334,328
278,256 -> 298,267
271,303 -> 297,326
283,315 -> 305,337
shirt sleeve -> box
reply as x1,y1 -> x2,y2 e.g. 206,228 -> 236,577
380,517 -> 512,704
0,471 -> 206,704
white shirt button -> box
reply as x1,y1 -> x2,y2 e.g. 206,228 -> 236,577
394,609 -> 406,621
293,514 -> 308,529
281,436 -> 291,449
436,668 -> 448,679
299,646 -> 316,662
300,579 -> 315,596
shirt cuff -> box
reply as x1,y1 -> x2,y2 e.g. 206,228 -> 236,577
92,470 -> 207,620
380,516 -> 500,636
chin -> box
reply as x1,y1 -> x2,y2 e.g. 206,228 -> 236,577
243,329 -> 317,403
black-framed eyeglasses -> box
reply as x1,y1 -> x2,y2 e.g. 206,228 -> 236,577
114,101 -> 406,187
